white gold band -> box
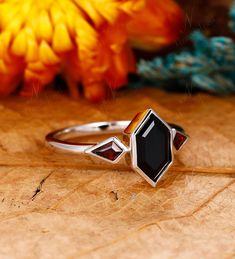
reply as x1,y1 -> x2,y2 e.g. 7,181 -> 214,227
46,120 -> 130,153
46,109 -> 189,187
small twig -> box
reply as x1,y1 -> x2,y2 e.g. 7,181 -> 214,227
31,172 -> 53,201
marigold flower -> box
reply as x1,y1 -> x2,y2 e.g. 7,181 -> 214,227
0,0 -> 184,101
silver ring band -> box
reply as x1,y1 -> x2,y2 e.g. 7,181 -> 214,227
46,109 -> 189,187
46,120 -> 131,153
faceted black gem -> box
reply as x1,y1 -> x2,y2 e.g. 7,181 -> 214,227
92,141 -> 123,161
135,114 -> 172,183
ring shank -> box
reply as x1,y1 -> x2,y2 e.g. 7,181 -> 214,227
46,120 -> 186,153
46,121 -> 130,153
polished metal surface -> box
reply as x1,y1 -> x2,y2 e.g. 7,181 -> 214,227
46,121 -> 130,153
46,110 -> 189,187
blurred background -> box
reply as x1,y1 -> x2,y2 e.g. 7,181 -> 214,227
0,0 -> 234,102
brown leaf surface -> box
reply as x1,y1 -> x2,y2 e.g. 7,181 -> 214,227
0,89 -> 234,258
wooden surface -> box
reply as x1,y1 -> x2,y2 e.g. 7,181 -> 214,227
0,88 -> 234,259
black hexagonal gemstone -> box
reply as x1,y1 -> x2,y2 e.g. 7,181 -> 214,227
135,114 -> 172,183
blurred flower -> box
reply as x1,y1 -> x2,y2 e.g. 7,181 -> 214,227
131,0 -> 235,95
0,0 -> 184,101
127,0 -> 184,51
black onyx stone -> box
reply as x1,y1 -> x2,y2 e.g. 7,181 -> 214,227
135,114 -> 172,183
92,141 -> 123,161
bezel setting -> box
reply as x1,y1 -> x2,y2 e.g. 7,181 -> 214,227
85,137 -> 128,164
47,107 -> 188,188
129,109 -> 174,187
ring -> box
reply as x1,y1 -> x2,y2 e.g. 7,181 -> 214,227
46,109 -> 189,187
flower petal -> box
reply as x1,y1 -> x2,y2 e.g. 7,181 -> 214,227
53,22 -> 73,52
39,41 -> 60,65
37,11 -> 53,42
11,29 -> 27,56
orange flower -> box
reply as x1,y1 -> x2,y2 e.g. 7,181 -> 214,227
128,0 -> 184,50
0,0 -> 184,101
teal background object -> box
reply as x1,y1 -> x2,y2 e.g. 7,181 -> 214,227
131,1 -> 235,95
